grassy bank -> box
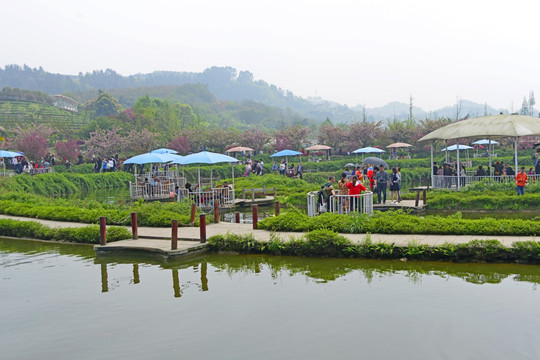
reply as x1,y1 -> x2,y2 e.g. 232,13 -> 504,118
4,171 -> 133,195
0,218 -> 131,243
0,193 -> 201,227
207,230 -> 540,263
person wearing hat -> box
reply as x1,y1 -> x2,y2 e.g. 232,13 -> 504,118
516,167 -> 528,196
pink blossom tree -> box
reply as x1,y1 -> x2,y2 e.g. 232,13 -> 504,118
242,129 -> 270,152
55,139 -> 80,161
10,125 -> 54,161
168,135 -> 191,155
273,125 -> 311,151
123,129 -> 158,155
84,128 -> 124,157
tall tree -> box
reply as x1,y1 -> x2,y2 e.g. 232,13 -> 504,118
9,125 -> 54,161
520,96 -> 529,115
87,91 -> 121,118
529,91 -> 535,116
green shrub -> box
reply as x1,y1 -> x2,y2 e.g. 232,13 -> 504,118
0,219 -> 130,243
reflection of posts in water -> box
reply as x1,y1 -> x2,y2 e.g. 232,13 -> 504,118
201,262 -> 208,292
100,263 -> 108,293
172,269 -> 181,298
133,264 -> 140,284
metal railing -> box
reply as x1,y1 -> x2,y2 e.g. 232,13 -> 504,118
307,191 -> 373,217
431,174 -> 540,189
129,181 -> 177,200
177,186 -> 235,209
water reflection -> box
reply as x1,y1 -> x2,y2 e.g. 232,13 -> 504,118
2,238 -> 540,300
92,253 -> 540,297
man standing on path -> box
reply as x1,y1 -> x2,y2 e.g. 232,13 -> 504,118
516,166 -> 528,196
375,165 -> 389,204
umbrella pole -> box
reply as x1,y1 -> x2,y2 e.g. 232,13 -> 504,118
445,140 -> 448,163
456,139 -> 461,191
211,165 -> 213,187
488,138 -> 492,179
430,142 -> 434,188
198,165 -> 201,195
514,137 -> 519,175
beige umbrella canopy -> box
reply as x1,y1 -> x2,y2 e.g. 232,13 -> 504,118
305,144 -> 332,160
417,114 -> 540,190
305,145 -> 332,151
417,114 -> 540,142
386,142 -> 413,148
226,146 -> 254,152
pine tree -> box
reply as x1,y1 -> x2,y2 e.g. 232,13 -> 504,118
520,96 -> 529,115
529,91 -> 535,116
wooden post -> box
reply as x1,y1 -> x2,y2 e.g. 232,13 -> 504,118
252,188 -> 255,201
411,179 -> 415,189
275,201 -> 280,216
423,189 -> 427,205
242,187 -> 246,200
200,214 -> 206,243
131,212 -> 138,239
190,203 -> 196,225
235,212 -> 240,223
99,216 -> 107,246
253,204 -> 258,230
273,186 -> 277,196
171,220 -> 178,250
214,202 -> 219,223
415,190 -> 420,207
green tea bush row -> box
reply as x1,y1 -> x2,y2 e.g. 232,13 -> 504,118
0,193 -> 201,227
258,209 -> 540,236
7,172 -> 134,195
208,231 -> 540,263
0,218 -> 131,243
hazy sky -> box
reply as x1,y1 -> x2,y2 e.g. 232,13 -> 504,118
2,0 -> 540,111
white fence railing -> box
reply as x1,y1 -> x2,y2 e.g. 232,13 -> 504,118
432,174 -> 540,189
129,181 -> 176,200
307,191 -> 373,217
177,187 -> 235,208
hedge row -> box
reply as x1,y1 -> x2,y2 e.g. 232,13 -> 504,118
0,218 -> 131,243
208,229 -> 540,263
258,210 -> 540,236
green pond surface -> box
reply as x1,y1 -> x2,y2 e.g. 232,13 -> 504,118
2,239 -> 540,360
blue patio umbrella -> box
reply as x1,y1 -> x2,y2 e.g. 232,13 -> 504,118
271,149 -> 302,157
0,150 -> 24,158
352,147 -> 385,163
270,149 -> 302,164
123,153 -> 171,165
441,144 -> 474,151
471,139 -> 500,145
352,147 -> 385,154
170,151 -> 239,190
150,148 -> 178,154
0,150 -> 23,175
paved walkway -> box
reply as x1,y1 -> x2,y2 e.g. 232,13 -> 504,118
0,214 -> 534,251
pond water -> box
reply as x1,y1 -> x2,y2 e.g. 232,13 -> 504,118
2,238 -> 540,360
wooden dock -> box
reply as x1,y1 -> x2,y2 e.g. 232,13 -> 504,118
373,199 -> 425,211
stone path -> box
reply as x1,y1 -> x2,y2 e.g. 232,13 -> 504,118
0,214 -> 534,255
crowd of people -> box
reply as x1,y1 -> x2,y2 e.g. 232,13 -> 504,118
317,164 -> 402,213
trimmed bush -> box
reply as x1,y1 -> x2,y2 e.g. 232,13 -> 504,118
0,219 -> 131,243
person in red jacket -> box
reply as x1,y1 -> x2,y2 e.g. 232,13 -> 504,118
516,166 -> 528,196
346,175 -> 367,212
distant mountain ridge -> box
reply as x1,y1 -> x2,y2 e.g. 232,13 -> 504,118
0,64 -> 507,123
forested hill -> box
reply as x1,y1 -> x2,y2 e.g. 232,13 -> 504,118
0,65 -> 359,123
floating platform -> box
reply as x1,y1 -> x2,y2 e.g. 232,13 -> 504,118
373,199 -> 425,211
94,239 -> 207,258
234,196 -> 275,207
